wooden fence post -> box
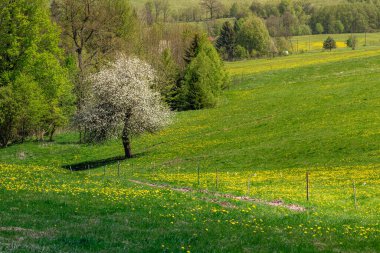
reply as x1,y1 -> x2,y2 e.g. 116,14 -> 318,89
215,168 -> 219,191
352,180 -> 357,209
306,171 -> 310,201
247,177 -> 251,195
197,162 -> 200,188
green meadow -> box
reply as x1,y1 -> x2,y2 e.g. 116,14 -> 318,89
1,44 -> 379,252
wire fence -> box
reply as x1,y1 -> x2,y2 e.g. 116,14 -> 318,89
80,161 -> 380,211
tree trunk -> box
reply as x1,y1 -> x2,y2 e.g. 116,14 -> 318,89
49,125 -> 56,142
122,132 -> 132,159
122,111 -> 132,159
76,47 -> 85,144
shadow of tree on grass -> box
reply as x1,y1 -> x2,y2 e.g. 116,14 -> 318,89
62,156 -> 125,171
62,152 -> 147,171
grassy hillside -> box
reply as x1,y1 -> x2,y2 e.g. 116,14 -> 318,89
1,49 -> 379,252
2,49 -> 379,170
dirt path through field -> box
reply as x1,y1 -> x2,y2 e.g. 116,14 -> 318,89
129,179 -> 306,212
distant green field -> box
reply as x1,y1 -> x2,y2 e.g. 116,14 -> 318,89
290,33 -> 380,52
226,46 -> 380,77
1,47 -> 379,252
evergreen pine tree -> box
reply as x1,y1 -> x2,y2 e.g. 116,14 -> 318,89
184,34 -> 202,64
216,21 -> 236,61
155,48 -> 180,106
176,34 -> 228,111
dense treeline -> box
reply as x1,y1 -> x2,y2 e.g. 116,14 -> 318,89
1,0 -> 379,148
0,0 -> 74,147
139,0 -> 380,60
0,0 -> 226,148
248,0 -> 380,35
142,0 -> 380,36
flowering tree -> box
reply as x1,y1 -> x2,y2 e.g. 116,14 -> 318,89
76,56 -> 171,158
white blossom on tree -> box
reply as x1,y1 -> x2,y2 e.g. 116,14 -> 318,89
76,56 -> 172,158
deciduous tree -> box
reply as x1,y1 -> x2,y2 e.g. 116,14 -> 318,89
76,57 -> 171,158
51,0 -> 138,108
200,0 -> 222,19
0,0 -> 74,147
236,15 -> 271,56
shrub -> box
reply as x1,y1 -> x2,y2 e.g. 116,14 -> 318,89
346,36 -> 358,50
323,36 -> 337,51
234,45 -> 249,59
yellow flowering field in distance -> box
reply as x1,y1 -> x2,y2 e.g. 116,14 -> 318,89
225,47 -> 380,77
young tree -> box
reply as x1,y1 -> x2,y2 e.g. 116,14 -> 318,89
216,21 -> 236,61
155,48 -> 180,105
76,57 -> 171,158
184,34 -> 203,64
230,2 -> 239,17
236,15 -> 271,56
346,36 -> 358,50
176,34 -> 228,110
323,36 -> 337,51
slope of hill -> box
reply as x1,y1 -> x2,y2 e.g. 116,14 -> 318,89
1,48 -> 379,171
0,48 -> 379,252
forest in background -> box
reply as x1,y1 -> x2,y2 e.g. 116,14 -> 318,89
1,0 -> 380,150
